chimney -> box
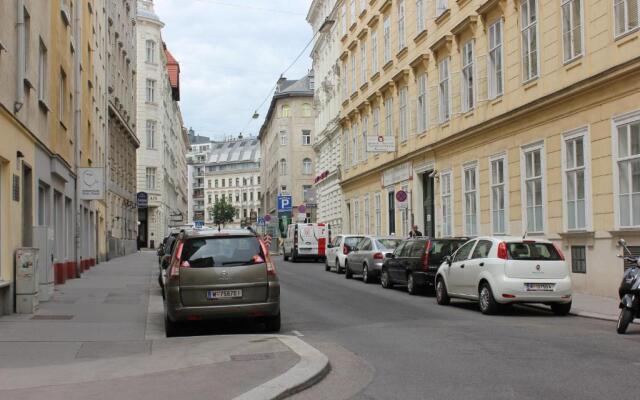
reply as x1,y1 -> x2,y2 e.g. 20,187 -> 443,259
276,75 -> 287,92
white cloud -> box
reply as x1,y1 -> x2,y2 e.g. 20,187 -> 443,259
154,0 -> 313,141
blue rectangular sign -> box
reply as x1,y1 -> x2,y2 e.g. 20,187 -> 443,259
277,195 -> 293,212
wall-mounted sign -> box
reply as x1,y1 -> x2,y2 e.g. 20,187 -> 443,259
367,136 -> 395,153
382,162 -> 412,187
79,168 -> 105,200
137,192 -> 148,209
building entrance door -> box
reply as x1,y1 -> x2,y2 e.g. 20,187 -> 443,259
422,172 -> 435,237
388,190 -> 396,235
137,208 -> 148,249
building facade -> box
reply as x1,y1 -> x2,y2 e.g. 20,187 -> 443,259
107,0 -> 139,257
337,0 -> 640,297
307,0 -> 345,233
136,0 -> 189,249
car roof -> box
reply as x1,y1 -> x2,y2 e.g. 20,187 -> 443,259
362,235 -> 402,240
472,236 -> 552,244
182,228 -> 257,239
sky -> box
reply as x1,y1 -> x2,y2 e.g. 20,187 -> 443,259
154,0 -> 314,141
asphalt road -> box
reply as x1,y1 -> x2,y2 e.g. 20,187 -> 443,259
275,256 -> 640,400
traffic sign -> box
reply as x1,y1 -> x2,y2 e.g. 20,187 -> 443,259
264,214 -> 272,222
257,217 -> 265,226
298,204 -> 306,214
396,190 -> 408,202
277,195 -> 293,212
194,220 -> 204,229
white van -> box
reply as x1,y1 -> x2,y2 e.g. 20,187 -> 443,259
283,223 -> 330,262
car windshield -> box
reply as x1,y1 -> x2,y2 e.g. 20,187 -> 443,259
375,239 -> 402,250
181,236 -> 263,267
507,242 -> 562,261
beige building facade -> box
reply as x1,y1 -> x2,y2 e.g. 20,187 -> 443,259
338,0 -> 640,297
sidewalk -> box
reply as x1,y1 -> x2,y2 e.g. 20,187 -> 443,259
568,292 -> 628,322
0,252 -> 328,400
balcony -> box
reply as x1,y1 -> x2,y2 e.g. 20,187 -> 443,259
193,205 -> 205,212
192,189 -> 204,199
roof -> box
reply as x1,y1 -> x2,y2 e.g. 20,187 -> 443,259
164,45 -> 180,100
204,138 -> 261,165
188,133 -> 210,145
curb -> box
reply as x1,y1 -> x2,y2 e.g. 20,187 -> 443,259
233,335 -> 330,400
526,304 -> 640,325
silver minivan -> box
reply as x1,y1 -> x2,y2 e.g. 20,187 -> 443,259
162,229 -> 280,337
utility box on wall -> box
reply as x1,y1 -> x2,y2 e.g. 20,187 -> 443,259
33,226 -> 55,302
15,248 -> 40,314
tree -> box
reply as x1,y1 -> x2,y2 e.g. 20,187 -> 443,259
208,197 -> 237,228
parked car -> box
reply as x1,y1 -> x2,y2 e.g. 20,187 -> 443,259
344,236 -> 402,283
283,223 -> 330,262
325,234 -> 364,273
163,228 -> 280,337
435,237 -> 573,315
381,237 -> 468,295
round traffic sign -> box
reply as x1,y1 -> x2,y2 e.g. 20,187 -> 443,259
263,214 -> 272,222
298,205 -> 306,214
396,190 -> 408,202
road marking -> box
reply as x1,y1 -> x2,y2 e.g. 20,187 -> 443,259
291,330 -> 304,337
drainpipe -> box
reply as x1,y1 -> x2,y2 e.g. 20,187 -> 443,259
73,0 -> 83,276
15,0 -> 25,114
104,0 -> 110,260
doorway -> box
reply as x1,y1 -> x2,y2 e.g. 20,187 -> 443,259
137,208 -> 148,249
422,172 -> 435,237
22,165 -> 33,247
388,190 -> 395,235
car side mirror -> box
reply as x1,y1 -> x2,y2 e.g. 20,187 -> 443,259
161,255 -> 172,269
445,255 -> 452,266
327,243 -> 333,249
385,253 -> 395,259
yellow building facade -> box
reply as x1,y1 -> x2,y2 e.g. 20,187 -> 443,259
338,0 -> 640,297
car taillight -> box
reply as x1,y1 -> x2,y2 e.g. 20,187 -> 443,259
169,242 -> 185,280
373,252 -> 384,260
421,241 -> 431,271
553,243 -> 565,261
497,242 -> 508,260
343,246 -> 349,255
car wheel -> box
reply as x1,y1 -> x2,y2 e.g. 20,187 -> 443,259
362,264 -> 372,284
335,258 -> 342,273
265,313 -> 281,333
291,249 -> 298,263
158,272 -> 164,289
345,261 -> 353,279
407,273 -> 421,295
164,314 -> 180,338
550,302 -> 572,316
283,248 -> 289,261
381,268 -> 393,289
436,278 -> 450,305
325,257 -> 330,271
478,283 -> 499,315
617,307 -> 634,334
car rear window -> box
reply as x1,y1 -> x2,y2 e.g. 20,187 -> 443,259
344,237 -> 363,247
429,240 -> 465,265
181,236 -> 263,267
507,242 -> 562,261
375,239 -> 402,249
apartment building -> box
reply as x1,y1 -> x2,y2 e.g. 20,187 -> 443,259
259,73 -> 316,231
307,0 -> 346,233
136,0 -> 189,249
338,0 -> 640,297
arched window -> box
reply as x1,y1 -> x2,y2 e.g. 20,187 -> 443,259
281,104 -> 291,117
303,158 -> 312,175
280,159 -> 287,176
302,103 -> 312,117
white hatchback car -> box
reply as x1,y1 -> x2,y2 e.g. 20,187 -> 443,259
435,237 -> 573,315
325,234 -> 364,273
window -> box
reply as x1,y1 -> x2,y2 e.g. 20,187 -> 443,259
399,87 -> 408,141
350,0 -> 356,24
522,144 -> 545,233
222,179 -> 226,187
571,246 -> 587,273
461,41 -> 475,112
280,130 -> 287,145
38,39 -> 47,102
471,240 -> 493,259
562,0 -> 583,62
236,178 -> 240,187
488,20 -> 503,99
59,68 -> 67,122
353,199 -> 360,234
385,97 -> 393,137
341,4 -> 347,35
453,240 -> 475,263
352,124 -> 358,166
146,79 -> 156,102
145,39 -> 155,63
208,180 -> 212,189
437,0 -> 448,17
383,16 -> 391,63
342,62 -> 348,99
614,0 -> 640,37
373,107 -> 380,136
215,179 -> 219,188
564,130 -> 589,230
615,114 -> 640,227
146,120 -> 156,149
351,53 -> 357,93
416,0 -> 425,32
371,30 -> 378,74
361,115 -> 368,161
344,128 -> 350,167
208,193 -> 212,204
364,196 -> 370,234
302,103 -> 312,117
303,158 -> 313,175
490,155 -> 507,234
302,130 -> 311,145
375,192 -> 382,235
280,159 -> 287,176
281,104 -> 291,117
417,73 -> 428,133
398,0 -> 406,50
521,0 -> 539,82
235,193 -> 240,202
438,58 -> 450,123
360,41 -> 367,85
243,192 -> 247,202
441,171 -> 453,236
463,165 -> 478,236
146,167 -> 156,190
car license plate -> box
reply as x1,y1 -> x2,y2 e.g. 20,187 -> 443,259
207,289 -> 242,300
525,283 -> 555,292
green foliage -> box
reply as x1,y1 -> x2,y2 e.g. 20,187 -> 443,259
208,197 -> 237,227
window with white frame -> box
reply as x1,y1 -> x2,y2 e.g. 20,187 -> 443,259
521,0 -> 539,82
364,196 -> 371,234
361,115 -> 368,161
280,130 -> 287,145
416,0 -> 425,32
375,192 -> 382,235
146,120 -> 156,149
303,158 -> 313,175
342,62 -> 348,99
461,41 -> 475,112
350,0 -> 356,24
146,167 -> 156,190
354,198 -> 360,234
344,128 -> 350,166
615,114 -> 640,227
383,16 -> 391,63
523,144 -> 545,233
360,41 -> 367,85
281,104 -> 291,117
490,156 -> 507,234
463,165 -> 478,236
302,130 -> 311,145
399,87 -> 408,141
441,171 -> 453,236
145,39 -> 155,63
302,103 -> 312,117
488,20 -> 503,99
351,52 -> 357,93
352,123 -> 359,165
437,0 -> 448,16
280,159 -> 287,176
562,0 -> 583,62
564,129 -> 589,230
614,0 -> 640,37
146,79 -> 156,102
385,97 -> 393,137
438,58 -> 450,123
371,30 -> 378,74
341,4 -> 347,35
398,0 -> 406,50
417,73 -> 428,133
38,39 -> 47,102
373,106 -> 380,136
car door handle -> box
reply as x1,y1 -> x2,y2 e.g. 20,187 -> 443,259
460,264 -> 465,268
479,262 -> 485,267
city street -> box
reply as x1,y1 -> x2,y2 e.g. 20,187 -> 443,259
275,256 -> 640,400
